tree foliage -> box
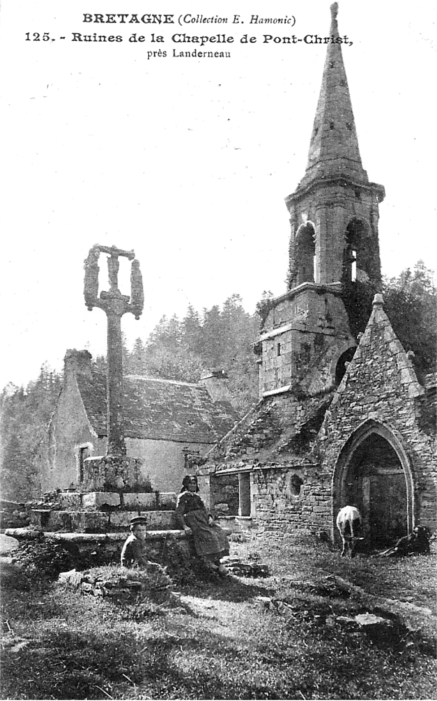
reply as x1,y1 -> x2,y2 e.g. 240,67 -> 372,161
0,364 -> 62,500
382,261 -> 436,374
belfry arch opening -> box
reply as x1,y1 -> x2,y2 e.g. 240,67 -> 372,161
342,218 -> 369,284
333,422 -> 414,548
295,222 -> 316,285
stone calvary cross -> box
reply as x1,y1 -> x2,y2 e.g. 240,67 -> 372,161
84,244 -> 144,457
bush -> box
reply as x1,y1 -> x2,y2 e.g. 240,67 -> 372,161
12,540 -> 81,580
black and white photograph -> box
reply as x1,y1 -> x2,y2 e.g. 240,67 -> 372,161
1,1 -> 436,698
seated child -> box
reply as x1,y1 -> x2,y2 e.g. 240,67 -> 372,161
121,515 -> 151,568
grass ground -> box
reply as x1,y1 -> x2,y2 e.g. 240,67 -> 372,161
1,535 -> 436,700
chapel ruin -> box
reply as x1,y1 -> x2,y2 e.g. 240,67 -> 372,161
195,3 -> 436,548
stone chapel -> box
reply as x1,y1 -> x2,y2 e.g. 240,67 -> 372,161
196,4 -> 436,547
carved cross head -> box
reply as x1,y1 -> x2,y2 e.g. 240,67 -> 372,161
83,244 -> 144,319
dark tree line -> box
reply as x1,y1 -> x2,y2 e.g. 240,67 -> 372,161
1,266 -> 435,501
0,365 -> 63,501
123,294 -> 260,411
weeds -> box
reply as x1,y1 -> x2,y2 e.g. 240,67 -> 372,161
1,537 -> 436,699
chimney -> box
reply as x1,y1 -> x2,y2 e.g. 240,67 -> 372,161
199,369 -> 232,403
64,349 -> 93,386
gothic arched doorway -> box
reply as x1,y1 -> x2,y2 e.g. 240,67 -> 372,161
333,422 -> 414,547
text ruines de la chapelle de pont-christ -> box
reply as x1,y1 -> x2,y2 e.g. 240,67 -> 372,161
71,13 -> 352,50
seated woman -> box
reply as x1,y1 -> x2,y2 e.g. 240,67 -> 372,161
176,475 -> 229,575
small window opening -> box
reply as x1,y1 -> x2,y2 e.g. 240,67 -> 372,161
277,343 -> 281,357
330,122 -> 335,130
290,474 -> 303,496
335,347 -> 356,385
79,446 -> 90,483
239,473 -> 251,517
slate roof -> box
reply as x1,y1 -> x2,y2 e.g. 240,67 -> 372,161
205,392 -> 332,471
76,370 -> 239,444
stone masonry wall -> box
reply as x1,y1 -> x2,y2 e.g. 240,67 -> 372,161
287,186 -> 382,288
251,466 -> 331,539
320,298 -> 437,532
259,287 -> 355,396
41,376 -> 103,492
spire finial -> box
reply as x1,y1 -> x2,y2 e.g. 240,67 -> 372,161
330,3 -> 338,20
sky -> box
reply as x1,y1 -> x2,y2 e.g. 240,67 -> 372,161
0,0 -> 436,390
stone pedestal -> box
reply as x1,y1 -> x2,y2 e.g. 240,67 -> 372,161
82,455 -> 149,493
30,508 -> 178,533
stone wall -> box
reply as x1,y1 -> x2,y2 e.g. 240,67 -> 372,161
204,464 -> 332,540
321,298 -> 437,533
0,500 -> 29,530
39,372 -> 106,492
259,285 -> 355,396
251,466 -> 331,538
126,438 -> 213,494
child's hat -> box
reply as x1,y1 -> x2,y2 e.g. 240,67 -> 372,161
130,515 -> 147,525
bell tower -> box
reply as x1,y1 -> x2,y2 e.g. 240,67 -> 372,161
257,3 -> 385,399
287,2 -> 385,290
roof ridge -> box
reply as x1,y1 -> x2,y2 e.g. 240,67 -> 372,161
124,375 -> 201,388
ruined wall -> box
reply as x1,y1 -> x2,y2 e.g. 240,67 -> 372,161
206,299 -> 436,542
206,464 -> 332,539
251,466 -> 331,538
259,287 -> 355,396
209,390 -> 331,470
205,388 -> 335,537
321,299 -> 437,533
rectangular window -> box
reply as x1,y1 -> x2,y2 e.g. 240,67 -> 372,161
239,473 -> 251,517
79,446 -> 90,483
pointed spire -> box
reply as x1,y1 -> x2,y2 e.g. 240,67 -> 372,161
299,3 -> 368,189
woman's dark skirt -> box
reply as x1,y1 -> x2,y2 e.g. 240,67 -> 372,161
184,509 -> 230,561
